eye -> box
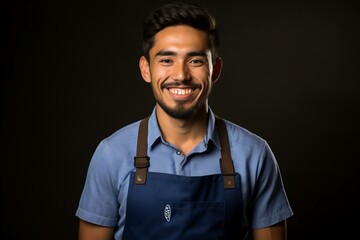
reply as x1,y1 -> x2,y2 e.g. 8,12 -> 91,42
159,58 -> 173,65
189,58 -> 207,66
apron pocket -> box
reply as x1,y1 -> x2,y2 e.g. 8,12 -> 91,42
161,201 -> 225,240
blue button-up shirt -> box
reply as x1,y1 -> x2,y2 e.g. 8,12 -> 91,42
76,107 -> 293,239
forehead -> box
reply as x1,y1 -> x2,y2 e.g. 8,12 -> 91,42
150,25 -> 210,57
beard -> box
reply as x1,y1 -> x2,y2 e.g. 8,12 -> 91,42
152,80 -> 210,119
155,97 -> 204,120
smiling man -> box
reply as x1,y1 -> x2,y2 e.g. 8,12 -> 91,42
140,25 -> 221,123
76,2 -> 293,240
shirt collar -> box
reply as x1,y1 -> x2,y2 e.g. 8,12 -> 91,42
147,107 -> 221,151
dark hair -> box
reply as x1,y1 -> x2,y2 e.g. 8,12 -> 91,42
142,2 -> 219,62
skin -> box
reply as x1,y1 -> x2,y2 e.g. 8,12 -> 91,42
78,220 -> 113,240
252,220 -> 287,240
139,25 -> 222,155
78,25 -> 287,240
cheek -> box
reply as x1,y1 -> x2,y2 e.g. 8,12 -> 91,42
195,67 -> 211,80
201,77 -> 214,95
151,67 -> 169,82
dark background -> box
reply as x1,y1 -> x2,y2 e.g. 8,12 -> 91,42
1,0 -> 359,239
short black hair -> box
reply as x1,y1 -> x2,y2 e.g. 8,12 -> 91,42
142,2 -> 219,62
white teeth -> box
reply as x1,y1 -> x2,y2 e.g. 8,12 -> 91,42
169,88 -> 193,95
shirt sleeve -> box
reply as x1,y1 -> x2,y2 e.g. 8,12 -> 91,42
248,142 -> 294,228
75,141 -> 119,227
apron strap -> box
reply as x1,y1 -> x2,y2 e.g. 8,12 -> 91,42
134,116 -> 235,188
134,117 -> 150,184
215,116 -> 236,189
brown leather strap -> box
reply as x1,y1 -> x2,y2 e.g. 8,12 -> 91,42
134,117 -> 150,184
216,116 -> 236,189
134,115 -> 235,188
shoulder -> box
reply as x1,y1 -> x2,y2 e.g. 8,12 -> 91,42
223,119 -> 268,151
85,120 -> 144,183
90,120 -> 142,167
221,118 -> 277,176
222,119 -> 282,202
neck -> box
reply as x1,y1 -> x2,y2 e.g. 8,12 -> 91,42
155,105 -> 208,156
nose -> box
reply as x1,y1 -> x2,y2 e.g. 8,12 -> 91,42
172,62 -> 189,81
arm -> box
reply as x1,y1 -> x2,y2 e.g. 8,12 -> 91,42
78,220 -> 114,240
252,220 -> 287,240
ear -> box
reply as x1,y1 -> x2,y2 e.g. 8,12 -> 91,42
139,56 -> 151,83
211,57 -> 223,84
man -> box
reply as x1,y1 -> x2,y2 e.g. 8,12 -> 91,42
76,2 -> 293,239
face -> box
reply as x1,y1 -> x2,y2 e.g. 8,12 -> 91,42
140,25 -> 222,119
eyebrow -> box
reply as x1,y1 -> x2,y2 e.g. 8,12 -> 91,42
155,50 -> 208,57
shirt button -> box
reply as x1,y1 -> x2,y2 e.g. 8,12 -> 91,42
176,150 -> 181,155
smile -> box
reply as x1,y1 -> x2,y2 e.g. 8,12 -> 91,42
168,88 -> 194,95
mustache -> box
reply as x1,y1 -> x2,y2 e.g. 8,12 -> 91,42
161,81 -> 200,89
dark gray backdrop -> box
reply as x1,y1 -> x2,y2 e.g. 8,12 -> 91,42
2,0 -> 359,239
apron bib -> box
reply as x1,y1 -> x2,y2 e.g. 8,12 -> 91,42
123,117 -> 246,240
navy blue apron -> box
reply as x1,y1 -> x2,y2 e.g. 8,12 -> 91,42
122,117 -> 246,240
